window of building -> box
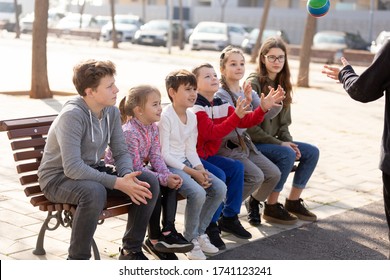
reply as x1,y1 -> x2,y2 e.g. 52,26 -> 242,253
197,0 -> 212,7
238,0 -> 264,7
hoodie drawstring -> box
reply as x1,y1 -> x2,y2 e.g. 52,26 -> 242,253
89,110 -> 95,143
107,114 -> 110,145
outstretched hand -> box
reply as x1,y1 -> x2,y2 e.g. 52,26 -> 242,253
260,87 -> 285,112
234,96 -> 251,119
322,57 -> 350,81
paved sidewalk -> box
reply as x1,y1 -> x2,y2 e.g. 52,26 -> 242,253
0,34 -> 386,260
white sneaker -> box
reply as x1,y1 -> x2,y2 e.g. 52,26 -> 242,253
198,234 -> 219,254
185,239 -> 206,260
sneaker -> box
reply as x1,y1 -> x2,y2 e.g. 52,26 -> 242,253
198,234 -> 219,254
142,239 -> 178,260
285,198 -> 317,222
245,196 -> 262,226
263,202 -> 298,225
185,239 -> 207,260
206,222 -> 226,250
118,248 -> 149,260
154,230 -> 194,253
218,215 -> 252,239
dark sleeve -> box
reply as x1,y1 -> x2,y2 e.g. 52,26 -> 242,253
339,40 -> 390,103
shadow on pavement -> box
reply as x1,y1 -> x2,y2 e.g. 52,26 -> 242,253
210,201 -> 389,260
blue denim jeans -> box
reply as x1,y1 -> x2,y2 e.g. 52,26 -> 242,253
42,171 -> 159,259
169,161 -> 226,241
255,141 -> 320,192
202,156 -> 245,222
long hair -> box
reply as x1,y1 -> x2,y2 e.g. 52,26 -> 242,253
219,45 -> 245,106
257,37 -> 292,106
118,85 -> 161,124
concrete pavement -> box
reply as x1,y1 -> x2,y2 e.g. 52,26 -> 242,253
0,33 -> 388,260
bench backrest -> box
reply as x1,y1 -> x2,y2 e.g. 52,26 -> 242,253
0,115 -> 58,210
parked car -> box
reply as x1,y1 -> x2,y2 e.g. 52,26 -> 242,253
100,14 -> 144,42
133,19 -> 183,47
313,30 -> 370,51
19,9 -> 65,33
241,28 -> 290,54
189,21 -> 248,51
55,13 -> 99,32
370,31 -> 390,53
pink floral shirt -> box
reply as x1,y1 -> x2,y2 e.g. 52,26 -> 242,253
105,118 -> 171,186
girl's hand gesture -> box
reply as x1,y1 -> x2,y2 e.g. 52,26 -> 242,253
234,96 -> 251,119
167,174 -> 183,190
260,88 -> 285,112
243,80 -> 252,105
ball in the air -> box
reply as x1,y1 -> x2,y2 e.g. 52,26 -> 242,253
307,0 -> 330,18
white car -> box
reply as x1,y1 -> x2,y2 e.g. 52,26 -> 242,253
370,31 -> 390,54
189,21 -> 248,51
19,9 -> 65,33
100,14 -> 144,42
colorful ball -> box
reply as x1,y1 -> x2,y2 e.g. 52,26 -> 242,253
307,0 -> 330,18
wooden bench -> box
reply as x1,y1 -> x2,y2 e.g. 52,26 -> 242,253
0,115 -> 135,259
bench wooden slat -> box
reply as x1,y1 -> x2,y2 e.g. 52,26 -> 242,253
0,115 -> 57,131
20,174 -> 39,185
14,149 -> 43,162
24,185 -> 42,197
17,162 -> 41,173
11,138 -> 47,151
8,126 -> 50,140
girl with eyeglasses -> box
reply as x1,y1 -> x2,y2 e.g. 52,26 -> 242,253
215,45 -> 286,229
246,36 -> 320,225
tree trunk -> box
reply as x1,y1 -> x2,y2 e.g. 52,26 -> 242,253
110,0 -> 118,48
297,13 -> 317,88
30,0 -> 51,99
178,0 -> 184,50
250,0 -> 271,63
13,0 -> 20,38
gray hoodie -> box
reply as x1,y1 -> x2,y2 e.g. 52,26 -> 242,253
38,96 -> 133,190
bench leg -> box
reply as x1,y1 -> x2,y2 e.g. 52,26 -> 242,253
33,211 -> 62,256
91,238 -> 101,260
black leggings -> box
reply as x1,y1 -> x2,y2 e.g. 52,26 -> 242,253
148,186 -> 178,240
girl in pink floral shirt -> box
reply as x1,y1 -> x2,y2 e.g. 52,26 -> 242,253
105,85 -> 193,260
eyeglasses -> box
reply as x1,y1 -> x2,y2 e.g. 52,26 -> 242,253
264,55 -> 285,63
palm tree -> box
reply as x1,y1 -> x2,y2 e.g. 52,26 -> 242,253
250,0 -> 271,63
297,13 -> 317,87
30,0 -> 51,99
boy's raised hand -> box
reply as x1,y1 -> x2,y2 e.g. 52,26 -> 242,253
260,88 -> 285,112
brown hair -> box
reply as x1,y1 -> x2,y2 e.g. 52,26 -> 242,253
192,62 -> 214,79
219,45 -> 245,106
257,37 -> 293,106
165,69 -> 197,102
118,85 -> 161,124
72,59 -> 116,96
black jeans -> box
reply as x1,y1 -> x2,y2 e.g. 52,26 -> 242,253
148,186 -> 178,240
382,172 -> 390,232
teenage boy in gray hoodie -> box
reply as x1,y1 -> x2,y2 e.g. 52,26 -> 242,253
37,59 -> 158,260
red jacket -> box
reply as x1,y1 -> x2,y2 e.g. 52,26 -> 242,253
192,94 -> 266,159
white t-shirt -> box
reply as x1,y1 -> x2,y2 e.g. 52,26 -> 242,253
158,104 -> 202,170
